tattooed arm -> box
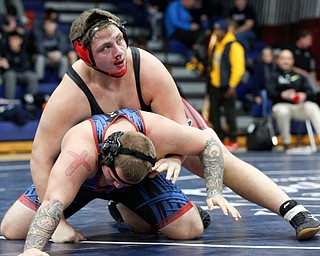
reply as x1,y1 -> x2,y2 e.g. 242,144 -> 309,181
200,138 -> 224,200
19,124 -> 97,255
24,200 -> 63,253
200,137 -> 241,221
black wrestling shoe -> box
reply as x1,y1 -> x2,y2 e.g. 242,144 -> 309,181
289,211 -> 320,241
196,205 -> 211,229
108,201 -> 124,222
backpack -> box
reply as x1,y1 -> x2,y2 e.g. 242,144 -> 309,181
246,117 -> 278,151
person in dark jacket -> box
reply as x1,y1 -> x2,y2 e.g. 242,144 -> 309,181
0,30 -> 38,99
32,17 -> 69,81
266,49 -> 320,149
251,46 -> 275,117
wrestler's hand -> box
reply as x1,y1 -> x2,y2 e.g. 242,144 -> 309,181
149,158 -> 182,184
18,248 -> 50,256
206,194 -> 241,221
51,219 -> 86,243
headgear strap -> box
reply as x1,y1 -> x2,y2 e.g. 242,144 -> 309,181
99,131 -> 156,185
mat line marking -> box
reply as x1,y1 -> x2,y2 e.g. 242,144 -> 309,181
1,236 -> 319,250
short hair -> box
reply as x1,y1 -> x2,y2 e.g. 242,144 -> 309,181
114,131 -> 156,184
7,30 -> 23,39
296,30 -> 312,41
69,8 -> 121,45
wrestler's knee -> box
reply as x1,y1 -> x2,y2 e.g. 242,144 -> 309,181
0,200 -> 35,239
159,206 -> 203,240
117,203 -> 154,234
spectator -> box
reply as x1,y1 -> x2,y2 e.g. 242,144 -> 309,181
227,0 -> 257,51
164,0 -> 203,50
147,0 -> 168,40
206,19 -> 245,151
202,0 -> 225,25
190,0 -> 210,31
285,31 -> 318,91
32,17 -> 69,81
251,46 -> 275,117
0,0 -> 27,24
0,3 -> 26,39
0,30 -> 38,99
31,8 -> 78,67
266,49 -> 320,150
119,0 -> 152,39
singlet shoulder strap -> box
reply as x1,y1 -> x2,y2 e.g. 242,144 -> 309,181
66,67 -> 104,115
130,46 -> 151,112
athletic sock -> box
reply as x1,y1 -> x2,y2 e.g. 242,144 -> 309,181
279,200 -> 308,221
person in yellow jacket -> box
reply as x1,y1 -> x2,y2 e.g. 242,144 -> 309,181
207,19 -> 245,151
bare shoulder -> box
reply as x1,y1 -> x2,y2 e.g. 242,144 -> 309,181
137,48 -> 168,74
136,48 -> 176,92
51,62 -> 85,98
38,64 -> 92,135
63,120 -> 94,147
46,62 -> 90,113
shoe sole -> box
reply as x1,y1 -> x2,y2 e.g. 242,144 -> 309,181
195,205 -> 211,229
297,226 -> 320,241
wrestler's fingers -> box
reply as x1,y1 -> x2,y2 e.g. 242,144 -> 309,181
171,166 -> 180,184
227,205 -> 241,221
149,162 -> 168,179
166,166 -> 181,184
75,232 -> 86,242
206,198 -> 215,211
220,200 -> 241,221
152,159 -> 166,171
166,165 -> 174,182
218,201 -> 229,217
154,163 -> 168,173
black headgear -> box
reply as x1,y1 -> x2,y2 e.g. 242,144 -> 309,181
99,131 -> 156,185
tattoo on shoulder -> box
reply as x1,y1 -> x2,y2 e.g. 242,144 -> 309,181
200,138 -> 224,198
66,150 -> 92,176
24,200 -> 63,251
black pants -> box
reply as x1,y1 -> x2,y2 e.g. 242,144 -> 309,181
208,86 -> 237,142
171,28 -> 202,47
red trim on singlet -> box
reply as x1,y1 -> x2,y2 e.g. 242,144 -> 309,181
87,118 -> 100,152
181,98 -> 209,130
137,109 -> 147,135
155,201 -> 193,229
18,194 -> 40,211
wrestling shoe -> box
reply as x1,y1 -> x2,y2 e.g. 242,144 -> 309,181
289,211 -> 320,240
108,201 -> 124,222
196,205 -> 211,229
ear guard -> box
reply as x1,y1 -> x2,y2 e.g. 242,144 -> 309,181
72,39 -> 94,67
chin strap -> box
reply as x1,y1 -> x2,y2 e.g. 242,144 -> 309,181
93,61 -> 127,78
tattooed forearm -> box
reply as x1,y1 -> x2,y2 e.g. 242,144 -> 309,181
200,138 -> 224,198
24,200 -> 63,251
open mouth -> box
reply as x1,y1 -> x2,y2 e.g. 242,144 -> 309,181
114,59 -> 124,66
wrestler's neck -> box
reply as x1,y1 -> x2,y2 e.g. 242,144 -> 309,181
104,118 -> 136,139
